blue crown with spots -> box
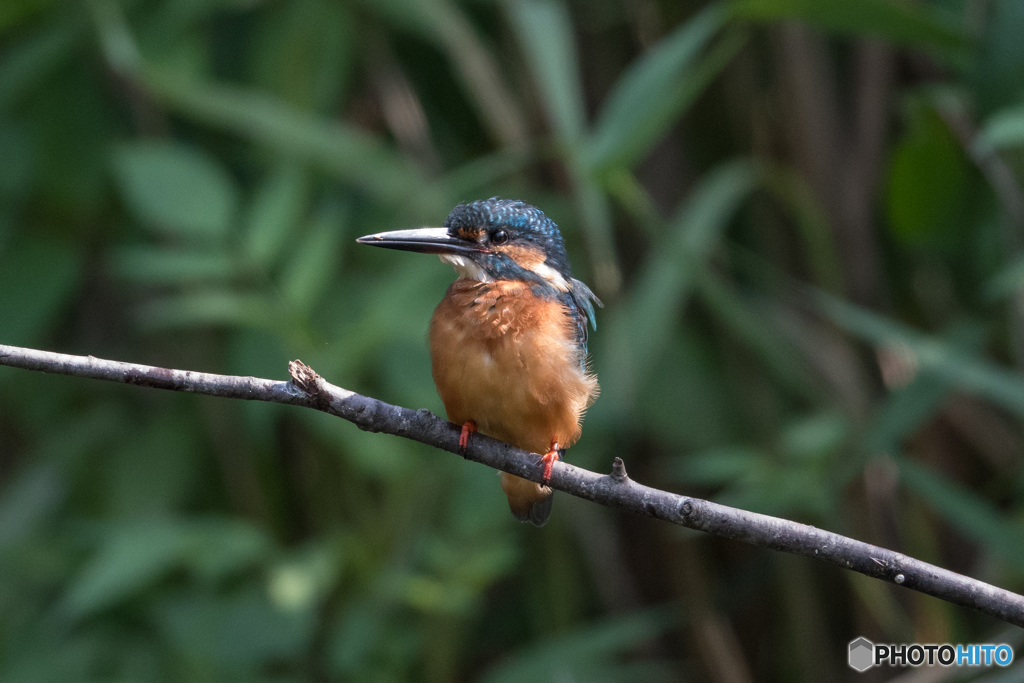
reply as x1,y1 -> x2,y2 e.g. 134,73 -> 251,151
444,198 -> 571,276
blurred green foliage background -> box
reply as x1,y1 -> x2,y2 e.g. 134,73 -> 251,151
2,0 -> 1024,680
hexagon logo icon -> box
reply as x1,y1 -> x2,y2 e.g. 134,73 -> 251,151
849,637 -> 874,672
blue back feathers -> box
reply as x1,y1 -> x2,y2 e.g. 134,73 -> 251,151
563,279 -> 600,356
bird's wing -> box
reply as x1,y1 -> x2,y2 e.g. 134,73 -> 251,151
566,278 -> 602,353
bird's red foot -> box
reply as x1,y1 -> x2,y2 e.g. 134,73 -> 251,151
540,441 -> 560,485
459,421 -> 477,454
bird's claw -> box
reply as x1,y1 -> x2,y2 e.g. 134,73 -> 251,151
458,421 -> 477,454
540,442 -> 560,485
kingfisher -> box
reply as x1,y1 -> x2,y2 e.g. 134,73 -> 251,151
356,198 -> 600,526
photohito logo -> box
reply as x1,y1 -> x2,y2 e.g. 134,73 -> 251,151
849,638 -> 874,672
848,638 -> 1014,672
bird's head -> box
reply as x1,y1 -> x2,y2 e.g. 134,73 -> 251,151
356,198 -> 572,290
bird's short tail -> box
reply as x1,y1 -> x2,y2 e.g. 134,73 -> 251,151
500,472 -> 553,527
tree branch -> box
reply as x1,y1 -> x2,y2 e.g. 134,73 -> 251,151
2,343 -> 1024,627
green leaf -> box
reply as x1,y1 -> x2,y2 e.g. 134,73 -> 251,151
364,0 -> 528,147
886,107 -> 970,248
600,160 -> 759,413
250,0 -> 353,113
103,413 -> 203,515
714,466 -> 827,518
780,411 -> 846,460
864,374 -> 948,457
977,104 -> 1024,151
110,247 -> 239,284
506,0 -> 586,143
355,0 -> 440,41
280,202 -> 346,314
442,146 -> 537,200
694,269 -> 816,399
973,0 -> 1024,114
267,542 -> 340,612
897,457 -> 1024,571
863,323 -> 983,458
570,171 -> 621,292
0,19 -> 78,111
112,141 -> 239,240
983,254 -> 1024,301
142,67 -> 437,216
184,519 -> 274,583
600,167 -> 665,237
0,465 -> 63,547
139,291 -> 277,330
0,0 -> 54,33
64,519 -> 190,619
585,5 -> 733,170
447,541 -> 518,588
156,587 -> 313,665
668,447 -> 762,485
63,517 -> 275,620
244,161 -> 309,268
0,122 -> 33,198
637,333 -> 733,450
501,1 -> 627,288
760,164 -> 843,293
814,293 -> 1024,417
732,0 -> 968,63
329,600 -> 387,675
481,607 -> 676,683
0,237 -> 81,346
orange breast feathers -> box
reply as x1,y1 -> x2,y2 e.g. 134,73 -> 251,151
428,279 -> 598,456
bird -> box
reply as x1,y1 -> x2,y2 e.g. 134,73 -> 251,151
356,198 -> 600,526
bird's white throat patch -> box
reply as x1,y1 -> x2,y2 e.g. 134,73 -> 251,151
439,254 -> 493,282
529,262 -> 570,291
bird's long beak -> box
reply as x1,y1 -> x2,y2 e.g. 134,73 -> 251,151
356,228 -> 485,256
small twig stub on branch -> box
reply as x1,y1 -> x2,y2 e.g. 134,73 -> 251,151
610,457 -> 629,483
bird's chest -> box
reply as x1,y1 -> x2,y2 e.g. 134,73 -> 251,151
428,280 -> 594,452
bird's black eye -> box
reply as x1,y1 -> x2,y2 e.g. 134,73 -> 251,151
491,229 -> 509,245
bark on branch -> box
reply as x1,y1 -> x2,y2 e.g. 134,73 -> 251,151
2,343 -> 1023,627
